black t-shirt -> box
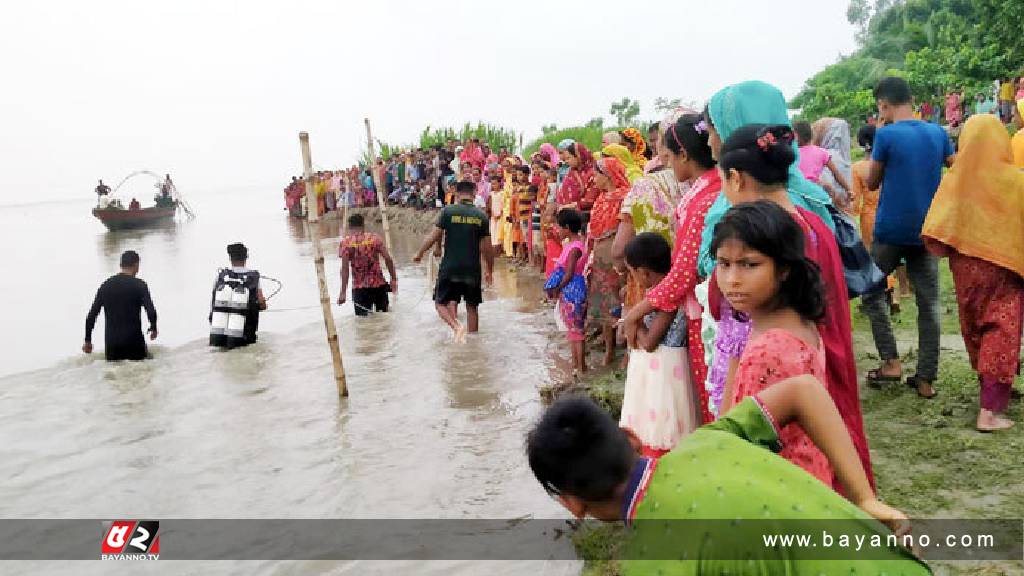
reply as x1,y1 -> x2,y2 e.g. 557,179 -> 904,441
85,273 -> 158,359
436,200 -> 489,283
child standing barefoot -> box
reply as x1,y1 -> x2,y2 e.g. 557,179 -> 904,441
713,200 -> 832,486
620,233 -> 700,458
545,209 -> 588,376
487,174 -> 504,255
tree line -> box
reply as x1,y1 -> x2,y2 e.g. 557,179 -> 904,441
791,0 -> 1024,128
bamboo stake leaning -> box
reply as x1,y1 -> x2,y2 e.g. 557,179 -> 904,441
300,132 -> 348,398
364,118 -> 394,254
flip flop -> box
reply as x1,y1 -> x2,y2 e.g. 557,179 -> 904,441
906,375 -> 938,399
866,368 -> 902,388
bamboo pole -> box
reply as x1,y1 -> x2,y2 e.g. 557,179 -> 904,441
364,118 -> 394,254
300,132 -> 348,398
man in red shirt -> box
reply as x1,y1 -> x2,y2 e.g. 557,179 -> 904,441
337,213 -> 397,316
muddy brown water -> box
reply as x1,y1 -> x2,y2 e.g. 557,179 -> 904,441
0,190 -> 580,574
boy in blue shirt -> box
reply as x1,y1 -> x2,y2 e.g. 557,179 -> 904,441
864,77 -> 956,399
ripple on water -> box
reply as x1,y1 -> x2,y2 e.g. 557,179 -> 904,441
0,219 -> 578,574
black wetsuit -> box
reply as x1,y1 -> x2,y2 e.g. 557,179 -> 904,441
85,273 -> 158,361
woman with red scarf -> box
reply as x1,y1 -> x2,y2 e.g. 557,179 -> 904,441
459,139 -> 485,172
588,156 -> 630,366
556,140 -> 599,216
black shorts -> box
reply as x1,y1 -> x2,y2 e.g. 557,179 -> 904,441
352,285 -> 390,316
434,277 -> 482,307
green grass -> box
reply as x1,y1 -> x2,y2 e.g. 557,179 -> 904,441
523,126 -> 623,159
556,261 -> 1024,575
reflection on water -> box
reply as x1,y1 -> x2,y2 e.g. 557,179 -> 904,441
0,190 -> 579,575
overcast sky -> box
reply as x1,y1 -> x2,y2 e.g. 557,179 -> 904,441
0,1 -> 858,204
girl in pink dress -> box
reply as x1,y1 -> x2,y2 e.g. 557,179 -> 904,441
711,199 -> 833,487
794,121 -> 851,205
545,209 -> 589,376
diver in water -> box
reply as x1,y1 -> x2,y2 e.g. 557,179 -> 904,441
209,243 -> 267,349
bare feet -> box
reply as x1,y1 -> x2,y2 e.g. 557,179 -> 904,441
453,323 -> 467,344
977,409 -> 1014,432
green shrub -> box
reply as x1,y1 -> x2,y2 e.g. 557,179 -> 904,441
523,126 -> 623,159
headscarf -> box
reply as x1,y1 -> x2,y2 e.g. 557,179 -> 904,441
557,142 -> 595,206
1013,101 -> 1024,169
814,118 -> 853,197
588,157 -> 630,239
601,143 -> 643,183
602,131 -> 623,146
922,114 -> 1024,278
557,138 -> 576,151
620,127 -> 648,168
539,143 -> 560,169
699,80 -> 835,276
570,142 -> 595,173
646,105 -> 698,174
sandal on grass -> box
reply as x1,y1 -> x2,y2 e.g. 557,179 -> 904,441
866,368 -> 902,388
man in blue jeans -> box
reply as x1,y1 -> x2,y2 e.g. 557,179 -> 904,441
865,76 -> 956,398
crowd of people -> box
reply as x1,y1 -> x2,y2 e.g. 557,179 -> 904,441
529,75 -> 1022,572
316,73 -> 1024,571
932,77 -> 1024,128
281,140 -> 518,218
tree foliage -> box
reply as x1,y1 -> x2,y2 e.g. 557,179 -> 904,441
522,125 -> 623,160
654,97 -> 683,114
793,0 -> 1024,128
418,122 -> 518,152
609,98 -> 641,127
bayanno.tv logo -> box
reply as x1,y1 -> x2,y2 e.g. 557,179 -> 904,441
101,520 -> 160,560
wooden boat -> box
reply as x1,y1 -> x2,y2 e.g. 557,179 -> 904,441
92,203 -> 178,231
91,171 -> 195,231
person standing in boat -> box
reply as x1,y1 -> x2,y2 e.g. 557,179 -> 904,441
83,250 -> 158,361
155,174 -> 176,207
129,198 -> 141,211
95,180 -> 112,208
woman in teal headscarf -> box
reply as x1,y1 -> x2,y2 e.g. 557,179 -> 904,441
698,80 -> 835,277
695,81 -> 839,423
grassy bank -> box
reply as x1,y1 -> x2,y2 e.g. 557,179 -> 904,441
556,262 -> 1024,576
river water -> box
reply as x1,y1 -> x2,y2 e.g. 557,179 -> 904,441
0,188 -> 580,574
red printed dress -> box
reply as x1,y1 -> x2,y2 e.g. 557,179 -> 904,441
645,169 -> 722,424
733,328 -> 833,487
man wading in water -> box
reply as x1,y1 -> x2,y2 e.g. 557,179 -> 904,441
83,250 -> 158,361
337,213 -> 397,316
414,180 -> 494,342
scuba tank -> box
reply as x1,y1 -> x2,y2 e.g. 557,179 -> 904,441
209,284 -> 234,347
209,268 -> 261,349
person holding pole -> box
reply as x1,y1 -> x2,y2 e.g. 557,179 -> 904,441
414,180 -> 494,342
